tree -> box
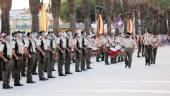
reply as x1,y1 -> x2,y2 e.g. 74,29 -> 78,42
105,0 -> 113,34
0,0 -> 12,34
158,0 -> 170,35
68,0 -> 76,30
29,0 -> 41,32
82,0 -> 91,34
51,0 -> 61,32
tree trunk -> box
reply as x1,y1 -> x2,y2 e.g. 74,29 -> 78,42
106,16 -> 112,34
82,0 -> 90,35
29,0 -> 40,32
124,18 -> 128,34
168,11 -> 170,35
51,0 -> 61,32
1,11 -> 10,33
31,14 -> 40,32
68,0 -> 76,30
135,11 -> 139,35
0,0 -> 12,34
105,0 -> 113,35
84,18 -> 91,35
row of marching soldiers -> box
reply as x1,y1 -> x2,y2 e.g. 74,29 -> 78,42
137,32 -> 159,66
0,30 -> 159,89
0,31 -> 93,89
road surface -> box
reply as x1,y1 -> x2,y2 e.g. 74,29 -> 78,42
0,46 -> 170,96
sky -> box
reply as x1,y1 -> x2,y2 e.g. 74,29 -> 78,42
12,0 -> 49,10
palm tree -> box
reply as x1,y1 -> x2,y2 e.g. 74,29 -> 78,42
68,0 -> 76,30
82,0 -> 90,35
51,0 -> 61,32
105,0 -> 113,34
168,10 -> 170,35
0,0 -> 12,34
95,0 -> 104,15
29,0 -> 40,32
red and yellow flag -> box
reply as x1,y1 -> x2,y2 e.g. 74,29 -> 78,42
40,4 -> 48,32
127,18 -> 133,34
97,14 -> 104,35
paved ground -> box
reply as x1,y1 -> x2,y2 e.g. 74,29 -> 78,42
0,46 -> 170,96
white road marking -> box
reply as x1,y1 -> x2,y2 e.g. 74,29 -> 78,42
86,81 -> 170,83
1,89 -> 170,93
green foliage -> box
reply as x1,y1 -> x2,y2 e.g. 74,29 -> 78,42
158,0 -> 170,10
60,0 -> 96,22
59,0 -> 170,22
60,0 -> 69,22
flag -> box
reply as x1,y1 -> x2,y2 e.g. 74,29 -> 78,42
114,16 -> 124,29
97,14 -> 104,35
40,4 -> 48,32
127,18 -> 133,33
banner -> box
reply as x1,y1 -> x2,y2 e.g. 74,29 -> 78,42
40,4 -> 48,32
127,18 -> 133,33
97,14 -> 104,35
114,16 -> 124,29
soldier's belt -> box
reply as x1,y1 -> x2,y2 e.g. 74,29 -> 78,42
30,52 -> 36,54
17,54 -> 23,56
6,56 -> 11,60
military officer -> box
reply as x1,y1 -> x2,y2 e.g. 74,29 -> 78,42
65,32 -> 73,74
12,32 -> 24,86
101,35 -> 105,61
95,35 -> 101,62
86,34 -> 93,69
81,31 -> 88,71
104,35 -> 110,65
31,32 -> 38,75
24,33 -> 36,83
110,35 -> 117,64
152,34 -> 158,64
74,33 -> 82,72
57,33 -> 67,76
46,33 -> 55,78
0,34 -> 13,89
50,32 -> 57,72
124,33 -> 136,69
143,32 -> 153,66
21,32 -> 28,77
36,32 -> 48,81
18,32 -> 25,77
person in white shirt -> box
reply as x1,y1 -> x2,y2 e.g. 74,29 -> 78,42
24,33 -> 36,83
44,33 -> 55,78
152,34 -> 158,64
124,33 -> 136,68
50,32 -> 57,72
81,31 -> 88,71
65,31 -> 73,74
143,32 -> 153,66
86,34 -> 93,69
110,35 -> 117,64
36,32 -> 48,81
104,35 -> 111,65
12,32 -> 24,86
57,32 -> 67,76
74,33 -> 82,72
0,34 -> 13,89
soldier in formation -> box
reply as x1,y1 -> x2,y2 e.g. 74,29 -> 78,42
0,29 -> 162,89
